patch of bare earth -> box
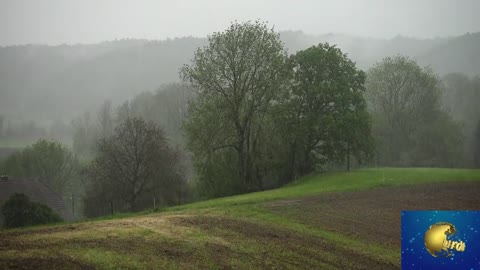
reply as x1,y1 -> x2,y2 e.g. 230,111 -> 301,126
265,182 -> 480,248
0,257 -> 95,270
171,215 -> 397,269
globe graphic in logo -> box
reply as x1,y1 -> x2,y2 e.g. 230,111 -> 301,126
424,222 -> 462,257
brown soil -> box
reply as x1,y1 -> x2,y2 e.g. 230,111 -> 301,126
0,214 -> 398,269
264,182 -> 480,248
172,215 -> 397,270
2,182 -> 477,269
0,257 -> 95,270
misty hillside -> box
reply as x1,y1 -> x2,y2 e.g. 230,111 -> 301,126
0,38 -> 207,122
1,32 -> 479,123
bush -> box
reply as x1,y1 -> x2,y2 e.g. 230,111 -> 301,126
1,193 -> 63,228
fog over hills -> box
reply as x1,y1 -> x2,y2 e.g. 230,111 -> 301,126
0,31 -> 479,123
1,2 -> 480,251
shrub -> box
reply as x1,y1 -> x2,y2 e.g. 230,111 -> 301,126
1,193 -> 63,228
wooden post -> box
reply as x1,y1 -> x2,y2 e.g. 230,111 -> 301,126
153,196 -> 156,209
71,193 -> 75,217
346,142 -> 350,171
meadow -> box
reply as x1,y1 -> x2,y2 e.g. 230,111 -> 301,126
1,168 -> 480,269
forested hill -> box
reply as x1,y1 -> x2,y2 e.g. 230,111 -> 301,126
1,32 -> 479,122
0,37 -> 207,122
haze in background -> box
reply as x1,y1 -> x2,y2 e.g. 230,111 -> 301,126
1,0 -> 479,46
0,0 -> 479,153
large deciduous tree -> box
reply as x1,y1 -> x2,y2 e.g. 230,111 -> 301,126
366,56 -> 463,166
440,73 -> 480,167
277,43 -> 372,180
84,117 -> 185,215
181,21 -> 288,195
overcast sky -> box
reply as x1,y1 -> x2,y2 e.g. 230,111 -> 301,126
1,0 -> 479,46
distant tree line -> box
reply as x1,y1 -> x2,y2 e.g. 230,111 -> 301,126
366,56 -> 465,167
181,21 -> 479,198
440,73 -> 480,167
70,83 -> 192,157
1,139 -> 80,195
1,21 -> 480,219
68,84 -> 193,217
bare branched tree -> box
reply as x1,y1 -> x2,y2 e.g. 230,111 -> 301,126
86,117 -> 184,212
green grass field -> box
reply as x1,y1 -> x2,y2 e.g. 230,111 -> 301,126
1,168 -> 480,269
170,167 -> 480,210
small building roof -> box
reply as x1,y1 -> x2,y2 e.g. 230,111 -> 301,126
0,176 -> 74,222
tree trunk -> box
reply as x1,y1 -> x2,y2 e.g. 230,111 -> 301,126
346,142 -> 350,171
301,150 -> 312,176
129,195 -> 136,212
110,201 -> 114,215
285,142 -> 297,184
237,144 -> 246,190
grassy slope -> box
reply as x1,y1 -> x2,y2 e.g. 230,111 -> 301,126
171,167 -> 480,210
1,168 -> 480,269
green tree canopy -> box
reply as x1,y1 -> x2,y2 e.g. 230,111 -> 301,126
277,43 -> 372,179
366,56 -> 463,166
2,139 -> 78,195
181,21 -> 288,196
440,73 -> 480,167
181,22 -> 373,198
